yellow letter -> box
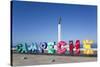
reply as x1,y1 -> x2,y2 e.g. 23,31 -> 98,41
82,40 -> 94,55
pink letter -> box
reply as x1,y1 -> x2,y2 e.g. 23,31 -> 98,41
57,41 -> 67,54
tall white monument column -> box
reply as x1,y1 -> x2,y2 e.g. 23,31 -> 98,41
58,17 -> 61,42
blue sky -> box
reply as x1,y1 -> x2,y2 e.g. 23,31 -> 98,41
12,1 -> 97,44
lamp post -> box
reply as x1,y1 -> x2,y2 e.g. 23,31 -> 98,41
58,17 -> 61,42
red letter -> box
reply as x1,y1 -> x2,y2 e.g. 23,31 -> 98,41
75,40 -> 80,55
69,40 -> 74,55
